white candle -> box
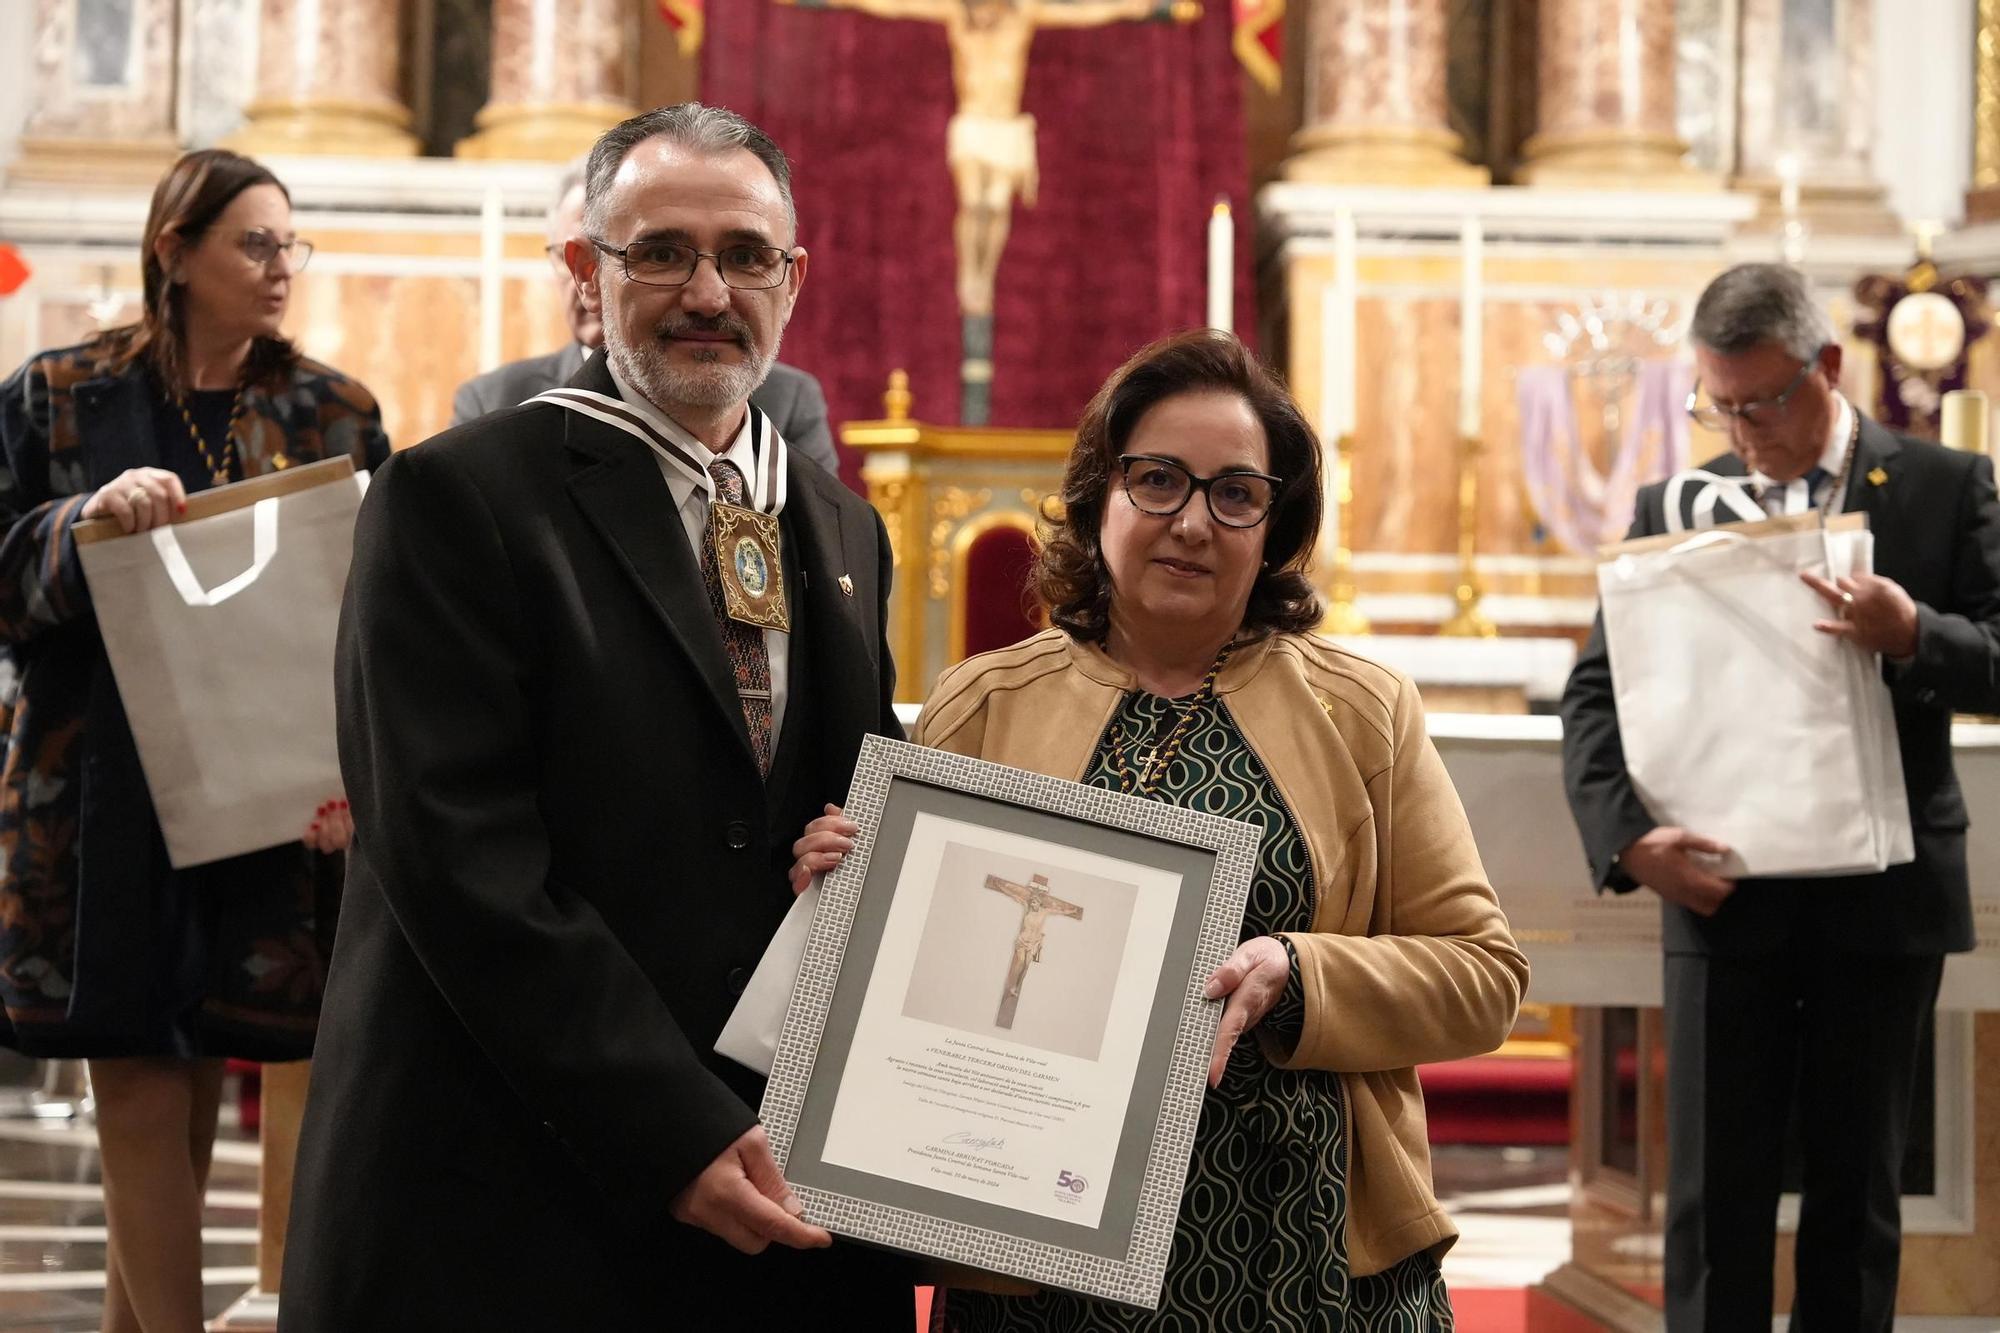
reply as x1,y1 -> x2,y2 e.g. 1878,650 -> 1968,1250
1777,152 -> 1801,223
1207,199 -> 1233,334
1459,216 -> 1483,439
1333,207 -> 1358,439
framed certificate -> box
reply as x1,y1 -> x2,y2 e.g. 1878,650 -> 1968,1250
761,735 -> 1259,1309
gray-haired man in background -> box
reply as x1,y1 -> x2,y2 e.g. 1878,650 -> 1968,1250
450,158 -> 841,476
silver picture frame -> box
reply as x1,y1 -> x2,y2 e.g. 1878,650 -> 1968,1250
761,734 -> 1260,1310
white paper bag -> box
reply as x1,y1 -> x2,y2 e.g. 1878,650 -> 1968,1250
75,458 -> 368,868
714,880 -> 820,1076
1597,504 -> 1913,878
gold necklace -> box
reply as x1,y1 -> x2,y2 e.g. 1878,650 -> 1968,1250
175,384 -> 244,486
1107,643 -> 1235,799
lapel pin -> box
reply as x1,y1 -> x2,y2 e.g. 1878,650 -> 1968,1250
1868,467 -> 1888,487
838,574 -> 855,598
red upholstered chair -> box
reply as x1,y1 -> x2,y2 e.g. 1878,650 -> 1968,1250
951,517 -> 1045,664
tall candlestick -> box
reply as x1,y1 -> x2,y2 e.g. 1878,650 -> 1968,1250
1321,207 -> 1368,636
1777,152 -> 1802,222
1333,207 -> 1358,438
1207,199 -> 1232,333
1459,217 -> 1483,439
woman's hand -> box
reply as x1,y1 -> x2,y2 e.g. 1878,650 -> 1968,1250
303,798 -> 351,855
1202,935 -> 1292,1088
80,467 -> 187,535
788,804 -> 857,897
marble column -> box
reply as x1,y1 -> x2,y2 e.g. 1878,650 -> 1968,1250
1519,0 -> 1703,187
457,0 -> 637,162
1282,0 -> 1488,186
1970,0 -> 2000,222
225,0 -> 419,157
12,0 -> 180,184
1733,0 -> 1896,233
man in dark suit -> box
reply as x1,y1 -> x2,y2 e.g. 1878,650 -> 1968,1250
448,163 -> 840,475
1561,263 -> 2000,1331
281,104 -> 909,1327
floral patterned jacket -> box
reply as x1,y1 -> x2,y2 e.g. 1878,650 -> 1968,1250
0,340 -> 390,1049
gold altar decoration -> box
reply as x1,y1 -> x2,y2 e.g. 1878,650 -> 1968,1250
1969,0 -> 2000,221
1440,435 -> 1496,638
1320,432 -> 1371,635
847,372 -> 1073,700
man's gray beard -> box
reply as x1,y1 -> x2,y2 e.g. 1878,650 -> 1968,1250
604,323 -> 779,418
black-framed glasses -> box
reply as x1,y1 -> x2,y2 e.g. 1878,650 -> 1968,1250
1117,454 -> 1283,528
1686,356 -> 1817,431
239,228 -> 312,272
588,238 -> 795,290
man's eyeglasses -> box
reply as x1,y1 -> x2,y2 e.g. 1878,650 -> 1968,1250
1117,454 -> 1283,529
1686,356 -> 1817,432
239,228 -> 312,272
588,238 -> 795,290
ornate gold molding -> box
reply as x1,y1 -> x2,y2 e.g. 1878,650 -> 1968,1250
929,487 -> 992,600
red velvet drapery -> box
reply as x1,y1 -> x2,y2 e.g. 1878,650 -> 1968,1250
703,2 -> 1252,452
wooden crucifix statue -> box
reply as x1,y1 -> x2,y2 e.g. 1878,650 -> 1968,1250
980,871 -> 1084,1028
795,0 -> 1198,423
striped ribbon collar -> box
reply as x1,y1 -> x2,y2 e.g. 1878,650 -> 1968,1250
529,386 -> 789,516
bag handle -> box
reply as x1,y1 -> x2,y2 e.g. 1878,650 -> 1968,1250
149,497 -> 279,607
1664,469 -> 1765,533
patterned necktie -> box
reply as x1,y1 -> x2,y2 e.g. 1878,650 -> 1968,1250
1759,465 -> 1830,516
701,459 -> 773,775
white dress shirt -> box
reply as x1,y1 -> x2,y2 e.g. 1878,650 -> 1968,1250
606,361 -> 789,745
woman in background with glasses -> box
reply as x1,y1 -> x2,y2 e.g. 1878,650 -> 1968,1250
0,148 -> 389,1332
795,329 -> 1528,1330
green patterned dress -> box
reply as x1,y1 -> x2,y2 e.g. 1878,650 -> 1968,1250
934,688 -> 1454,1333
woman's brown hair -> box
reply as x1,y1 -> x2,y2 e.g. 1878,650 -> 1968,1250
1035,328 -> 1324,643
97,149 -> 301,391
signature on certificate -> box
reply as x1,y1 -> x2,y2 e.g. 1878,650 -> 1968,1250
943,1129 -> 1008,1152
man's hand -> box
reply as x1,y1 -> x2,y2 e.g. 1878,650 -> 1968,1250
669,1125 -> 831,1255
1802,570 -> 1919,659
789,803 -> 856,897
1619,827 -> 1737,917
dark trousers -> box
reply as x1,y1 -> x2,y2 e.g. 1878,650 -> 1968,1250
1662,950 -> 1943,1332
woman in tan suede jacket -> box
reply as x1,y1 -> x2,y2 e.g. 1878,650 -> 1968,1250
797,330 -> 1527,1331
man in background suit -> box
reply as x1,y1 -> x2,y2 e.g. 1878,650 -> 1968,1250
449,161 -> 840,475
282,104 -> 907,1326
1561,263 -> 2000,1331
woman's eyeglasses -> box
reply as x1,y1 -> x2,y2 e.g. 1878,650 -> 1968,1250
1116,454 -> 1282,528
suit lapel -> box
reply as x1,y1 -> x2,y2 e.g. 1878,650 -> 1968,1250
558,359 -> 756,763
765,462 -> 876,807
1840,415 -> 1899,523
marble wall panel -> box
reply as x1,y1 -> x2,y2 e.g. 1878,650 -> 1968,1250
26,0 -> 177,140
1676,0 -> 1738,175
177,0 -> 259,147
1737,0 -> 1875,179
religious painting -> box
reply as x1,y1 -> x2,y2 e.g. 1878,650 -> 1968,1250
762,735 -> 1258,1308
899,840 -> 1139,1060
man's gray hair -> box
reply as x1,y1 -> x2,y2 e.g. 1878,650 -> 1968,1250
1688,263 -> 1837,363
550,156 -> 587,219
582,103 -> 796,240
